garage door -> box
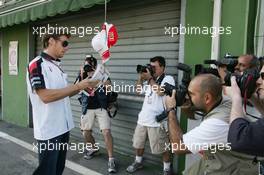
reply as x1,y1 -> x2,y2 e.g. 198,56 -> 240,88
35,0 -> 180,165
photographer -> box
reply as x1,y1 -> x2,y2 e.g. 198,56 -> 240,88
126,56 -> 175,175
218,54 -> 261,120
234,54 -> 259,73
78,56 -> 117,173
227,65 -> 264,156
218,54 -> 258,81
166,74 -> 259,174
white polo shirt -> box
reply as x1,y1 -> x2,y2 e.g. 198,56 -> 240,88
137,75 -> 175,127
26,52 -> 74,140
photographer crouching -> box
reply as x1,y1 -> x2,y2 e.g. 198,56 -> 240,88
165,74 -> 259,175
126,56 -> 175,175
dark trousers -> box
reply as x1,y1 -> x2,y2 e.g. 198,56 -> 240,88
33,132 -> 70,175
260,161 -> 264,175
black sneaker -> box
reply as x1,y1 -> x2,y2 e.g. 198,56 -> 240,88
83,149 -> 99,160
126,161 -> 143,173
108,159 -> 117,173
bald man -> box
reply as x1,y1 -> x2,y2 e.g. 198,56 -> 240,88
166,74 -> 259,175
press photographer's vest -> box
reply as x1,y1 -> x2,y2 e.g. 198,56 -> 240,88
183,98 -> 260,175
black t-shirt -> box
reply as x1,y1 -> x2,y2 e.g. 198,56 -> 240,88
228,117 -> 264,156
86,93 -> 101,109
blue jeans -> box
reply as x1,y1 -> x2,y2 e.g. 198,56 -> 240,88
33,132 -> 69,175
260,161 -> 264,175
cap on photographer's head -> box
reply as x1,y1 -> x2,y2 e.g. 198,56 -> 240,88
235,54 -> 259,73
42,28 -> 71,59
150,56 -> 166,78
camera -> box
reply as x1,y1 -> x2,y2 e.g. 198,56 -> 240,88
82,55 -> 97,79
74,55 -> 97,84
136,64 -> 155,76
164,63 -> 192,106
195,53 -> 238,77
156,110 -> 169,123
156,63 -> 192,122
224,68 -> 259,98
107,91 -> 118,104
107,91 -> 118,118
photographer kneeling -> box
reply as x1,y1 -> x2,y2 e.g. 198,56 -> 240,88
78,55 -> 117,173
227,65 -> 264,156
166,74 -> 259,175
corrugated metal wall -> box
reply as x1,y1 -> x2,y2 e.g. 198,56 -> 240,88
35,0 -> 180,165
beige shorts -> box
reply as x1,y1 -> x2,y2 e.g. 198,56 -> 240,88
80,108 -> 110,130
132,124 -> 169,154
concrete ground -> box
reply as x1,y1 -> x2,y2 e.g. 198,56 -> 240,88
0,121 -> 165,175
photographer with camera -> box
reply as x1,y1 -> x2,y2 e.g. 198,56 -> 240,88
216,54 -> 261,121
78,55 -> 117,173
227,64 -> 264,156
234,54 -> 259,73
126,56 -> 175,175
166,74 -> 259,175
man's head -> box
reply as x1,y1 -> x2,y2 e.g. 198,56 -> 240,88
42,29 -> 71,59
188,74 -> 222,113
83,55 -> 97,78
256,65 -> 264,100
150,56 -> 166,78
235,54 -> 258,73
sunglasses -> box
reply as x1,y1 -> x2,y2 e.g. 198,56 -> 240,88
57,39 -> 69,47
261,72 -> 264,80
62,40 -> 69,47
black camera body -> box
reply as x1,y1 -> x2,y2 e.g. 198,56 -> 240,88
82,63 -> 93,79
195,53 -> 238,76
224,68 -> 259,98
195,64 -> 220,77
156,110 -> 169,123
136,64 -> 155,76
164,63 -> 192,106
156,63 -> 192,122
107,91 -> 118,104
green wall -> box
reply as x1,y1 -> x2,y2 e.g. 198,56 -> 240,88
220,0 -> 256,56
2,24 -> 29,127
179,0 -> 256,174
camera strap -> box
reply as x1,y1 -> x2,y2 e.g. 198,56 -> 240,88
156,73 -> 165,85
42,56 -> 64,73
243,75 -> 261,119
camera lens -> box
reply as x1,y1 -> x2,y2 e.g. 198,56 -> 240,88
83,64 -> 93,73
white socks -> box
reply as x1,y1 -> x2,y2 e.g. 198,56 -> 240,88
109,157 -> 115,162
135,156 -> 143,163
163,162 -> 171,171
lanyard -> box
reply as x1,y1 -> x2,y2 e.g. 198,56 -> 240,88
43,57 -> 65,73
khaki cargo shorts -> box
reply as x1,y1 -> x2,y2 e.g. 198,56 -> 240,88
80,108 -> 110,130
132,124 -> 169,154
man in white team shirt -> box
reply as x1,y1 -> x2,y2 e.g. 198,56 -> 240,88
126,56 -> 175,175
27,30 -> 98,175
